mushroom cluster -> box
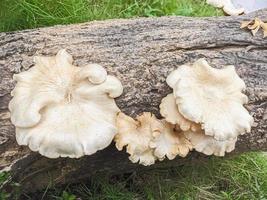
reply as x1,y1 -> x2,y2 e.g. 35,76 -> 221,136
9,49 -> 123,158
160,58 -> 253,156
115,112 -> 192,166
206,0 -> 244,16
9,50 -> 253,164
114,58 -> 252,165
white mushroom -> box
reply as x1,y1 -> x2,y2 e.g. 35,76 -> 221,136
184,130 -> 236,156
9,49 -> 123,158
206,0 -> 244,16
115,112 -> 160,166
160,93 -> 200,131
167,58 -> 253,141
150,120 -> 192,160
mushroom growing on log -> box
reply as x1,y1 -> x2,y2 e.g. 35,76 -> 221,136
9,49 -> 123,159
0,9 -> 267,192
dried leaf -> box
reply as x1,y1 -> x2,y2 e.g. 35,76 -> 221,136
260,23 -> 267,38
240,20 -> 253,29
240,17 -> 267,38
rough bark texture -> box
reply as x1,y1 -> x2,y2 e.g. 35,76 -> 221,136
0,10 -> 267,192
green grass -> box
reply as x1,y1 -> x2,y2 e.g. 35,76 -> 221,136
13,152 -> 265,200
0,0 -> 223,32
0,172 -> 11,200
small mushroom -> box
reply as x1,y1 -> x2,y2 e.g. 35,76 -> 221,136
160,93 -> 200,131
150,120 -> 192,160
184,130 -> 236,156
166,58 -> 253,141
241,18 -> 267,38
115,112 -> 192,165
115,112 -> 160,166
206,0 -> 244,16
9,49 -> 123,158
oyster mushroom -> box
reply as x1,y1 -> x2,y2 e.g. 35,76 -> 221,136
115,112 -> 160,166
167,58 -> 253,141
150,120 -> 192,160
184,130 -> 236,156
160,94 -> 200,131
9,49 -> 123,158
206,0 -> 244,16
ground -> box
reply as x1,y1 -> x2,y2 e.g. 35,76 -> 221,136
0,0 -> 266,199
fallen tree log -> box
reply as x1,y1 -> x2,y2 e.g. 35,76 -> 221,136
0,9 -> 266,192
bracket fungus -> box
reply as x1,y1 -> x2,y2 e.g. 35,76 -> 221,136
115,112 -> 159,166
150,121 -> 192,160
115,112 -> 192,166
9,49 -> 123,158
206,0 -> 244,16
184,130 -> 236,156
160,94 -> 200,132
161,58 -> 253,156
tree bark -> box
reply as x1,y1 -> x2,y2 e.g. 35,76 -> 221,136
0,9 -> 266,192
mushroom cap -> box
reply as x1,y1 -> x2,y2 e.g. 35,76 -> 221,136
168,58 -> 253,141
184,130 -> 236,156
206,0 -> 244,16
115,112 -> 161,166
129,150 -> 156,166
206,0 -> 223,8
9,49 -> 123,158
222,1 -> 244,16
160,93 -> 200,131
150,121 -> 192,160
